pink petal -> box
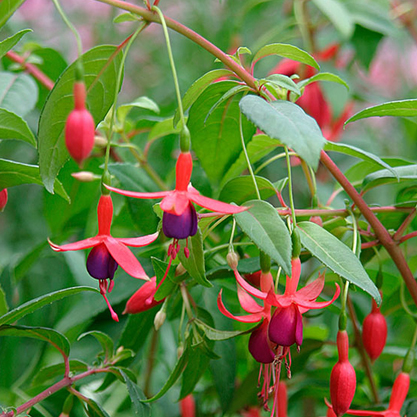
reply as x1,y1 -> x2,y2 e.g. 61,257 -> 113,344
294,283 -> 340,310
189,193 -> 248,214
104,237 -> 147,279
217,290 -> 264,323
48,236 -> 101,252
105,184 -> 170,200
344,411 -> 385,416
296,272 -> 325,301
160,191 -> 190,215
237,284 -> 265,314
117,231 -> 159,247
234,270 -> 267,300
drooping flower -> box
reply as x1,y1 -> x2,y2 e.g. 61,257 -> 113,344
330,330 -> 357,417
0,189 -> 8,212
65,81 -> 95,166
179,394 -> 196,417
48,194 -> 159,321
362,298 -> 387,363
123,276 -> 163,314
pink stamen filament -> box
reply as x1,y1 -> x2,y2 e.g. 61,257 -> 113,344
99,279 -> 119,322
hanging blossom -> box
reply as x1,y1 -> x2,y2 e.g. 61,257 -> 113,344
218,258 -> 340,416
106,151 -> 247,287
48,194 -> 159,321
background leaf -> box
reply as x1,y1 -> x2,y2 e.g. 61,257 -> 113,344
239,95 -> 325,170
362,165 -> 417,192
38,45 -> 123,193
0,0 -> 26,29
120,370 -> 151,417
297,221 -> 381,303
0,29 -> 32,59
312,0 -> 354,38
0,108 -> 36,147
78,330 -> 114,361
234,200 -> 292,275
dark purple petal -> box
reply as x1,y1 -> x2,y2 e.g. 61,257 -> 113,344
248,320 -> 275,363
162,203 -> 197,239
268,304 -> 303,347
87,244 -> 118,279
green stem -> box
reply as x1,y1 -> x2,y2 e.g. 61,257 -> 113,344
285,146 -> 297,228
51,0 -> 83,57
254,150 -> 297,174
152,6 -> 186,130
239,111 -> 261,199
229,218 -> 237,252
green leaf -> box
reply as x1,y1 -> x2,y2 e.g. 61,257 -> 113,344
252,43 -> 319,70
0,159 -> 69,202
148,116 -> 183,141
0,0 -> 26,29
173,69 -> 234,127
113,12 -> 139,23
0,286 -> 98,326
362,165 -> 417,192
179,229 -> 212,288
32,360 -> 88,387
312,0 -> 354,38
188,81 -> 256,186
0,324 -> 70,356
152,257 -> 177,301
298,72 -> 349,91
78,331 -> 114,361
0,29 -> 32,60
346,99 -> 417,125
297,221 -> 381,303
222,134 -> 279,186
324,141 -> 396,175
351,25 -> 383,69
120,370 -> 151,417
117,96 -> 160,126
239,95 -> 325,170
219,175 -> 276,205
0,285 -> 8,316
38,45 -> 123,193
85,397 -> 111,417
262,74 -> 301,96
142,347 -> 189,402
0,108 -> 36,147
234,200 -> 292,275
0,72 -> 38,117
194,318 -> 256,341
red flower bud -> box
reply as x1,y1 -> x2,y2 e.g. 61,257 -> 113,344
179,394 -> 195,417
0,189 -> 8,211
362,299 -> 387,363
330,330 -> 356,416
388,372 -> 410,412
277,381 -> 288,417
123,276 -> 163,314
65,82 -> 95,166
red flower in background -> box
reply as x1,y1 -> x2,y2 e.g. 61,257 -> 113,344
0,189 -> 8,212
123,276 -> 163,314
48,194 -> 159,321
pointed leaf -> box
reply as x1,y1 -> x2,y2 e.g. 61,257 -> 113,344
179,229 -> 212,288
0,29 -> 32,59
253,43 -> 319,70
188,81 -> 256,186
262,74 -> 301,96
0,72 -> 38,117
38,45 -> 123,193
362,165 -> 417,192
239,95 -> 325,170
117,96 -> 160,126
32,360 -> 88,387
0,286 -> 98,326
297,221 -> 381,303
148,116 -> 183,141
324,141 -> 396,175
219,175 -> 276,205
120,370 -> 151,417
113,12 -> 139,23
346,99 -> 417,125
0,159 -> 69,201
0,0 -> 26,29
194,318 -> 256,341
0,324 -> 70,356
142,347 -> 189,402
0,108 -> 36,147
234,200 -> 292,275
85,397 -> 111,417
173,69 -> 234,126
78,330 -> 114,361
298,72 -> 349,90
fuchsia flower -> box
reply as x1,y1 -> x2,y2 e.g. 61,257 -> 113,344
48,194 -> 158,321
123,276 -> 163,314
0,189 -> 8,212
218,259 -> 340,416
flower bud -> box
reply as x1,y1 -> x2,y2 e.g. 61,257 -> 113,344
179,394 -> 195,417
0,189 -> 8,212
65,82 -> 95,166
94,135 -> 108,147
388,372 -> 410,412
309,216 -> 323,227
71,171 -> 97,182
227,251 -> 239,270
362,299 -> 387,363
154,309 -> 166,331
330,330 -> 356,416
124,276 -> 163,314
